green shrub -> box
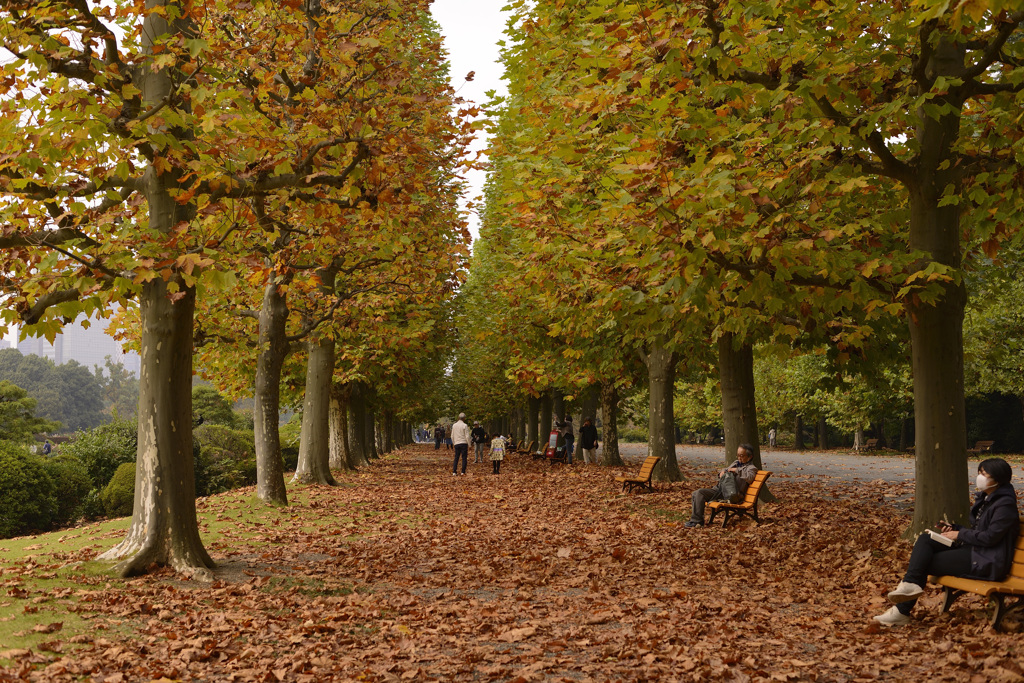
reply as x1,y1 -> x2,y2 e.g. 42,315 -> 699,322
42,454 -> 92,527
195,424 -> 257,494
0,442 -> 56,538
617,426 -> 648,443
100,462 -> 136,518
60,417 -> 138,490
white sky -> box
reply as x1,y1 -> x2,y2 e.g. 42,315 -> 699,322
429,0 -> 512,241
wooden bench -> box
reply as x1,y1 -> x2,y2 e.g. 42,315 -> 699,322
968,440 -> 995,455
614,455 -> 661,494
929,519 -> 1024,631
862,438 -> 879,450
707,470 -> 772,527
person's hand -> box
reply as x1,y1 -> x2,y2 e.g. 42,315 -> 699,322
942,530 -> 959,541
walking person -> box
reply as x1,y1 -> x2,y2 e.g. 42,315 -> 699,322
451,413 -> 470,475
490,433 -> 506,475
433,424 -> 444,450
768,427 -> 777,449
471,421 -> 488,463
444,424 -> 453,451
579,417 -> 599,465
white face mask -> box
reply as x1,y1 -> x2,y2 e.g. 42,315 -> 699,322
976,473 -> 994,491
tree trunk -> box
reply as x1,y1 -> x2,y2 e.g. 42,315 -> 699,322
366,405 -> 379,459
346,382 -> 369,468
527,395 -> 540,448
329,385 -> 352,470
645,342 -> 681,481
253,279 -> 290,505
97,4 -> 212,577
718,334 -> 762,465
794,414 -> 805,450
904,37 -> 971,534
600,380 -> 623,466
854,427 -> 865,451
553,390 -> 565,424
292,337 -> 337,486
579,385 -> 599,426
817,415 -> 829,450
98,279 -> 214,578
539,390 -> 553,444
900,417 -> 913,452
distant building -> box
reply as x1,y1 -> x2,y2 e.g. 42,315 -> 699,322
17,313 -> 140,376
0,338 -> 9,350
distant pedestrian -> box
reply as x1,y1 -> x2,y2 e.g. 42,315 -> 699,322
561,417 -> 575,464
433,424 -> 444,450
579,418 -> 599,465
471,421 -> 487,463
444,424 -> 453,451
42,439 -> 52,456
451,414 -> 470,475
768,427 -> 777,449
490,433 -> 506,475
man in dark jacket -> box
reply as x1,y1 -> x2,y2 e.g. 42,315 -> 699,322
471,421 -> 488,463
579,418 -> 599,465
433,424 -> 445,450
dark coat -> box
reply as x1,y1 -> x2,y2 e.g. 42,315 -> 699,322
956,483 -> 1020,581
579,424 -> 599,449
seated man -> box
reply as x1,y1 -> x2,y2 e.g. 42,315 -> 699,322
684,443 -> 758,528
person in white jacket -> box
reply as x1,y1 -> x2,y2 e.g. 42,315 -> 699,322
451,413 -> 471,475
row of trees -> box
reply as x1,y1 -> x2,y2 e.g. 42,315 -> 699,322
454,0 -> 1024,535
0,0 -> 469,576
0,349 -> 140,430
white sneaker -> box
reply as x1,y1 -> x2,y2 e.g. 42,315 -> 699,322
887,582 -> 924,604
873,606 -> 911,626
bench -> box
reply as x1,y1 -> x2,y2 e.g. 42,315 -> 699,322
862,438 -> 879,450
929,519 -> 1024,631
967,440 -> 995,455
707,470 -> 772,527
614,455 -> 661,494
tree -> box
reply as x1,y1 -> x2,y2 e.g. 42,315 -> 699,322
0,0 -> 454,575
0,381 -> 61,444
94,357 -> 140,420
191,386 -> 237,428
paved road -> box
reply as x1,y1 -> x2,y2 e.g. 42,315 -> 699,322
616,442 -> 985,485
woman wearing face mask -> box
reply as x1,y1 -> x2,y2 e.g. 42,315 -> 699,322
874,458 -> 1020,626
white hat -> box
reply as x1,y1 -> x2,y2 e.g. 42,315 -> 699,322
459,412 -> 466,419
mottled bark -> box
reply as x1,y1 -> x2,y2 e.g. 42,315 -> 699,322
645,342 -> 680,481
292,336 -> 337,486
329,385 -> 352,470
600,380 -> 623,466
346,382 -> 370,467
253,279 -> 290,504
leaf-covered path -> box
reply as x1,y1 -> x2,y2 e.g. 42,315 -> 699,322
3,446 -> 1022,681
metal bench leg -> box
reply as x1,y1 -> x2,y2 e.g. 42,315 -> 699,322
940,587 -> 961,613
707,508 -> 718,526
721,510 -> 730,528
990,595 -> 1008,631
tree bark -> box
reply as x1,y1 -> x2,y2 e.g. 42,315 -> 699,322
98,279 -> 214,578
539,390 -> 553,445
794,414 -> 805,450
579,385 -> 599,427
904,37 -> 971,534
717,334 -> 762,467
527,395 -> 540,448
346,382 -> 369,468
292,336 -> 337,486
553,390 -> 565,424
253,279 -> 290,505
645,342 -> 681,481
600,380 -> 623,466
366,404 -> 379,459
899,417 -> 913,452
329,385 -> 352,470
98,2 -> 212,577
817,415 -> 829,450
854,427 -> 865,450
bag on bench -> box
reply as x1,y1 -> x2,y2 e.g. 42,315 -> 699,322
719,471 -> 743,504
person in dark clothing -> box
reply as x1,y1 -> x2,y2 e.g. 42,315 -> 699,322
875,458 -> 1019,626
579,418 -> 599,465
433,424 -> 444,450
471,422 -> 488,463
